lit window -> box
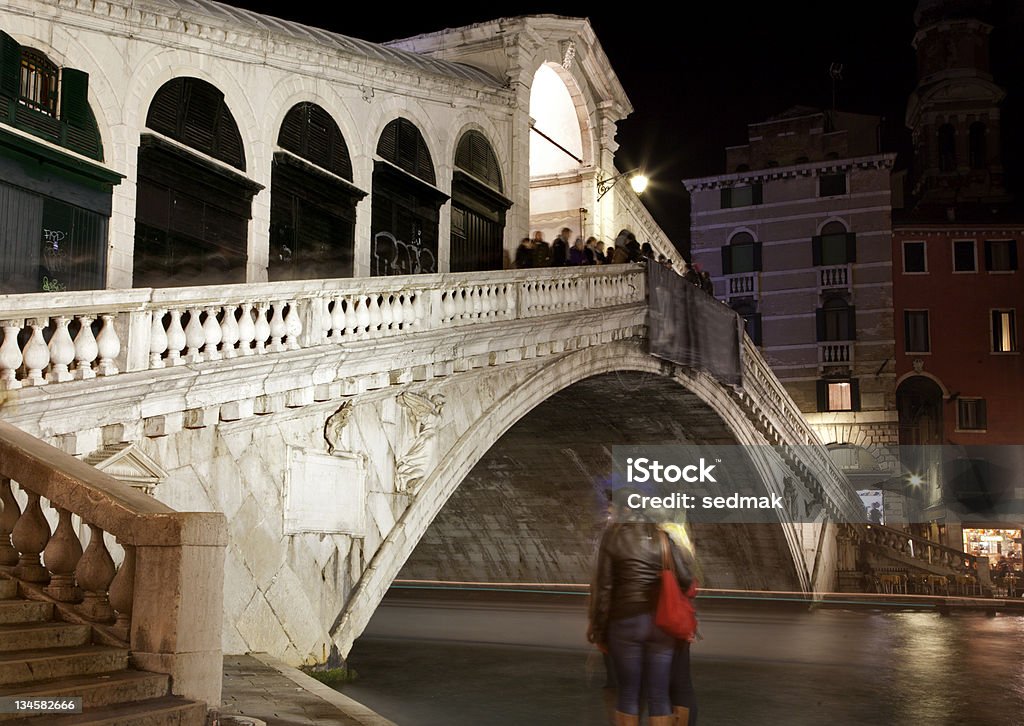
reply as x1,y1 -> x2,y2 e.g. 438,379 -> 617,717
905,310 -> 930,353
957,399 -> 987,431
903,241 -> 927,273
953,240 -> 976,272
992,310 -> 1017,352
828,382 -> 852,411
18,48 -> 59,116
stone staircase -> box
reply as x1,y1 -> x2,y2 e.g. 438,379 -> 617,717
0,578 -> 205,725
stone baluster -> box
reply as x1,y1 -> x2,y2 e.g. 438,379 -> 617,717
108,544 -> 135,639
220,306 -> 240,359
238,304 -> 257,356
21,319 -> 50,386
165,310 -> 186,365
202,308 -> 223,361
96,314 -> 120,375
76,524 -> 116,623
329,299 -> 346,341
355,297 -> 371,335
442,290 -> 456,323
471,287 -> 483,318
148,310 -> 168,369
487,286 -> 498,317
380,295 -> 395,333
0,321 -> 23,389
367,296 -> 382,337
505,284 -> 516,318
11,490 -> 50,582
46,316 -> 75,383
344,298 -> 359,337
403,293 -> 416,329
389,292 -> 401,329
42,507 -> 83,602
284,302 -> 302,350
184,309 -> 206,363
253,304 -> 271,354
268,302 -> 287,352
0,478 -> 20,566
73,315 -> 98,379
453,289 -> 466,321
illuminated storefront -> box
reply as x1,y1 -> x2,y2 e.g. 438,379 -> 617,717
963,528 -> 1022,569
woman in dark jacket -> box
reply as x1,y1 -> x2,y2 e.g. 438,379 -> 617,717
589,521 -> 693,725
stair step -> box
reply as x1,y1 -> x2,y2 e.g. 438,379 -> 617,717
0,670 -> 171,721
0,581 -> 14,600
0,600 -> 52,625
0,646 -> 128,687
14,696 -> 206,725
0,622 -> 91,652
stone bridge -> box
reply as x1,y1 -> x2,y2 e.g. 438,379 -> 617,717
0,264 -> 864,665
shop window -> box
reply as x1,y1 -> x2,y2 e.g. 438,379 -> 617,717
992,309 -> 1017,352
816,379 -> 860,412
904,310 -> 930,353
812,221 -> 856,266
953,240 -> 977,272
984,240 -> 1018,272
819,173 -> 847,197
956,398 -> 987,431
451,130 -> 511,272
720,183 -> 762,209
721,231 -> 762,274
903,241 -> 927,273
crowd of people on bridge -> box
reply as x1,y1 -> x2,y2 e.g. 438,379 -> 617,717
514,227 -> 716,298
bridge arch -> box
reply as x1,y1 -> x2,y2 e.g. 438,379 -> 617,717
331,340 -> 807,656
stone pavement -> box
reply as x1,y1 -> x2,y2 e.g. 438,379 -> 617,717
217,654 -> 396,726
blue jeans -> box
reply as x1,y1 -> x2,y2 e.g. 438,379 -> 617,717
607,612 -> 675,716
671,640 -> 698,724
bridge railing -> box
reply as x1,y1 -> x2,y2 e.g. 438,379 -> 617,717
0,265 -> 646,389
0,419 -> 226,706
738,336 -> 865,522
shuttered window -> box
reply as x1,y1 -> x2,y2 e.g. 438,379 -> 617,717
146,77 -> 245,170
451,131 -> 510,272
277,102 -> 353,181
454,131 -> 502,191
377,118 -> 435,185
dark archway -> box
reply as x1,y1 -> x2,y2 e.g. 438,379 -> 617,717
399,371 -> 800,591
134,77 -> 261,287
450,130 -> 511,272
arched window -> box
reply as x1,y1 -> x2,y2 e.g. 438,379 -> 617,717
813,221 -> 855,266
270,103 -> 363,281
969,122 -> 987,170
817,296 -> 856,341
938,123 -> 956,172
0,31 -> 113,293
371,118 -> 447,276
450,130 -> 511,272
134,77 -> 261,287
722,231 -> 761,274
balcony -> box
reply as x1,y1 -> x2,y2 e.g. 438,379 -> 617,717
725,272 -> 759,300
819,265 -> 851,292
818,341 -> 853,371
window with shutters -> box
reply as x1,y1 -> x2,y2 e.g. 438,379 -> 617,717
377,118 -> 435,185
819,173 -> 847,197
984,240 -> 1017,272
813,221 -> 856,266
146,77 -> 245,170
991,309 -> 1017,353
818,297 -> 856,341
956,398 -> 987,431
277,102 -> 352,181
722,231 -> 762,274
904,310 -> 930,353
0,31 -> 102,159
816,379 -> 860,412
720,184 -> 762,208
451,130 -> 510,272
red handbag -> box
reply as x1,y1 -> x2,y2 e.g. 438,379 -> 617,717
654,530 -> 699,641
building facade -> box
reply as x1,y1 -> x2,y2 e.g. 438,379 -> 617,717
0,1 -> 682,296
685,108 -> 900,494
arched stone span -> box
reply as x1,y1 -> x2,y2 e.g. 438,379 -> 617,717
330,340 -> 814,656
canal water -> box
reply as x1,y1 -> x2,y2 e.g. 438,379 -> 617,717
337,594 -> 1024,725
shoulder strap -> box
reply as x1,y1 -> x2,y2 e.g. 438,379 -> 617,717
659,529 -> 674,573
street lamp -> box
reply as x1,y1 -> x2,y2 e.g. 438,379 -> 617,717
597,168 -> 649,201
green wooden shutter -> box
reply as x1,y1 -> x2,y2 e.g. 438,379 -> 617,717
811,236 -> 822,266
1009,241 -> 1019,271
850,379 -> 861,412
0,30 -> 20,98
752,242 -> 763,272
60,68 -> 90,127
845,232 -> 857,263
816,380 -> 828,412
720,188 -> 732,209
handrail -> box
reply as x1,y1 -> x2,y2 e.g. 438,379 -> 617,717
0,419 -> 226,707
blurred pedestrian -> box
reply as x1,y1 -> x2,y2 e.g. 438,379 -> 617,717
515,237 -> 535,268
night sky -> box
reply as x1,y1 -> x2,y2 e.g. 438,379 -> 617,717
226,1 -> 1024,252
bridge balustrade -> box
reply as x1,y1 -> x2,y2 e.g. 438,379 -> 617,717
0,265 -> 646,389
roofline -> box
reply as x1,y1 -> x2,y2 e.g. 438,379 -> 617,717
683,152 -> 897,191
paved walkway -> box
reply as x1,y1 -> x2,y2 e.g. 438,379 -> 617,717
218,654 -> 396,726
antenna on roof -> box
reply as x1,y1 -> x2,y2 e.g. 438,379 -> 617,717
829,62 -> 844,115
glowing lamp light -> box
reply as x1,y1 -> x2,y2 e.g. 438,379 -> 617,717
630,174 -> 649,194
908,474 -> 924,488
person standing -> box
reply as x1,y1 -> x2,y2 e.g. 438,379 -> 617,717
661,520 -> 699,725
552,227 -> 572,266
569,236 -> 589,265
515,237 -> 535,269
589,514 -> 693,726
532,231 -> 551,267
